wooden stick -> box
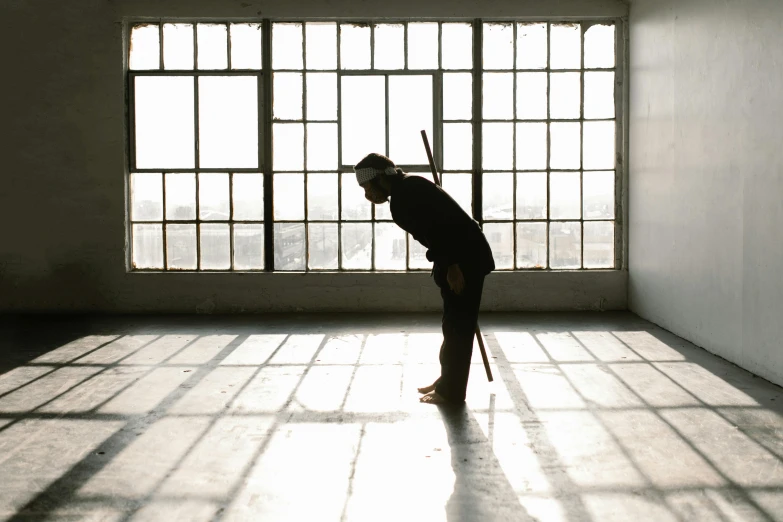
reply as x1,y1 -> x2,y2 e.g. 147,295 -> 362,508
421,130 -> 441,187
420,130 -> 494,383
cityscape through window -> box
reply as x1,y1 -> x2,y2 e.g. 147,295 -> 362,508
128,21 -> 619,271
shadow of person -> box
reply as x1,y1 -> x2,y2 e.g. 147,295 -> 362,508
437,402 -> 535,522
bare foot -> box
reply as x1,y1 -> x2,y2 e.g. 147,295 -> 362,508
419,391 -> 447,404
417,381 -> 438,394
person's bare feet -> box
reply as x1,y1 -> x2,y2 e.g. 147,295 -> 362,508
419,390 -> 447,404
417,380 -> 438,394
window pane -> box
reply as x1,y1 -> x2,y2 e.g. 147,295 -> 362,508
483,23 -> 514,70
163,24 -> 194,70
273,23 -> 303,69
130,24 -> 160,70
306,23 -> 337,70
443,123 -> 472,170
482,122 -> 513,170
443,73 -> 472,121
306,73 -> 337,121
273,123 -> 304,170
132,224 -> 163,269
516,72 -> 547,120
583,171 -> 615,220
166,224 -> 197,270
309,223 -> 338,269
550,171 -> 581,219
483,73 -> 513,120
409,236 -> 429,269
516,222 -> 547,269
230,23 -> 262,69
483,172 -> 513,220
200,223 -> 230,270
585,72 -> 615,119
274,72 -> 303,120
389,75 -> 432,165
584,221 -> 614,268
341,223 -> 372,269
340,24 -> 371,70
307,123 -> 338,170
407,23 -> 438,69
275,222 -> 305,270
131,173 -> 162,221
374,24 -> 404,69
341,76 -> 385,166
483,223 -> 513,269
375,222 -> 406,270
441,173 -> 472,216
197,24 -> 228,70
585,24 -> 615,69
550,24 -> 581,70
165,174 -> 196,220
516,172 -> 547,220
549,221 -> 581,269
234,224 -> 264,269
341,173 -> 371,220
583,121 -> 615,170
232,174 -> 264,220
516,123 -> 547,170
517,23 -> 547,70
550,122 -> 581,169
550,73 -> 580,119
198,76 -> 258,168
307,173 -> 338,221
134,76 -> 194,169
442,24 -> 472,70
274,173 -> 304,220
199,173 -> 230,221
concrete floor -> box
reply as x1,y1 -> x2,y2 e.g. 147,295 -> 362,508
1,313 -> 782,522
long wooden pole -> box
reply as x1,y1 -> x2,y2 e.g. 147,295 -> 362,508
421,130 -> 493,383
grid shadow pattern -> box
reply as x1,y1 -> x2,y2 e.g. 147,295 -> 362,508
2,314 -> 781,521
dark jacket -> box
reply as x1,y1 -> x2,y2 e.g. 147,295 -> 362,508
389,174 -> 495,275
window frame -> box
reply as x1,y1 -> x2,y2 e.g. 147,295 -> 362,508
125,18 -> 625,273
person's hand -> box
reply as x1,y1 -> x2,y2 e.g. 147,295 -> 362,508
447,264 -> 465,295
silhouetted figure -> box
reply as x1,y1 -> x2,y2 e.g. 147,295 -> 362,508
354,153 -> 495,404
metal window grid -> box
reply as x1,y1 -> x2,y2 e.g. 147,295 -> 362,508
126,19 -> 624,273
478,21 -> 622,271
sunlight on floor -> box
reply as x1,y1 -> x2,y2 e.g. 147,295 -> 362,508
0,319 -> 782,521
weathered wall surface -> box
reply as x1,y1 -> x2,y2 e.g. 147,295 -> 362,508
629,0 -> 783,385
0,0 -> 628,313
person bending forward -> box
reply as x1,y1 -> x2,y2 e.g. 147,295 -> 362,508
354,153 -> 495,405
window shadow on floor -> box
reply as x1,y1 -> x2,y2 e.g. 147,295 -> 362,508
0,312 -> 782,521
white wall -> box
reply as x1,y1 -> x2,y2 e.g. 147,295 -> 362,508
629,0 -> 783,385
0,0 -> 628,313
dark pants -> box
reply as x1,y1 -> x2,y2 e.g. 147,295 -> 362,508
432,263 -> 486,403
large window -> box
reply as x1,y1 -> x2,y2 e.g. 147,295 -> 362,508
128,20 -> 620,271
